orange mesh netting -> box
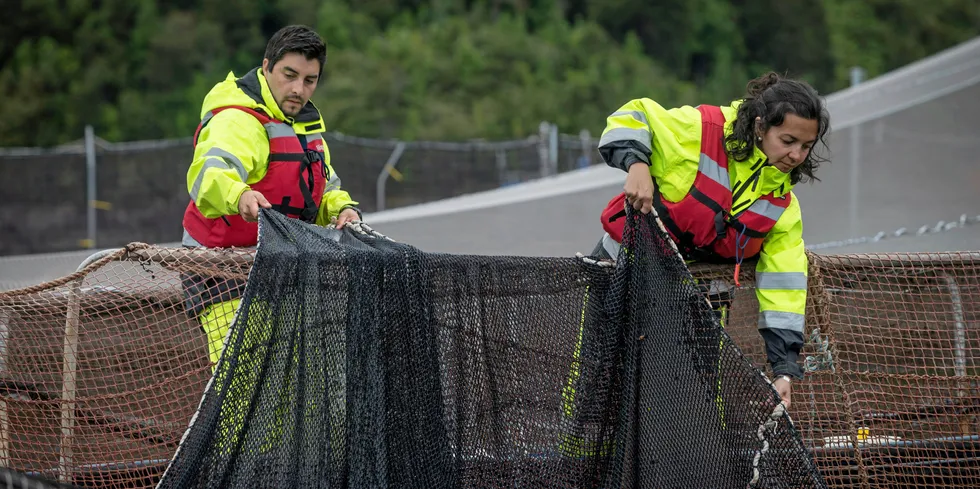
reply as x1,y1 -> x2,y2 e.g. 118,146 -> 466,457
0,243 -> 977,488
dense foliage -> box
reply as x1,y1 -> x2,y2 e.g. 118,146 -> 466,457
2,0 -> 978,146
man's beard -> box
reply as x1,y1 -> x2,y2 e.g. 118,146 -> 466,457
281,97 -> 304,116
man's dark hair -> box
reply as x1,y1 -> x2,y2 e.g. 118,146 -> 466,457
263,25 -> 327,76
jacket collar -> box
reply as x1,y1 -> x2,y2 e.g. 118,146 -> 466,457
236,67 -> 322,125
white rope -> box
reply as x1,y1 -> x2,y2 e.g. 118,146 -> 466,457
747,401 -> 788,488
344,220 -> 395,241
574,252 -> 615,267
806,213 -> 980,250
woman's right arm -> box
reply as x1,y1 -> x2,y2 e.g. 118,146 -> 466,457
597,101 -> 656,172
597,98 -> 697,213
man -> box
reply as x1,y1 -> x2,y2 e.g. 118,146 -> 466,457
181,25 -> 361,367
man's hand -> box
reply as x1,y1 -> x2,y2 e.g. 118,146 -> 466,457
624,162 -> 655,214
772,376 -> 792,409
238,190 -> 271,223
334,207 -> 360,229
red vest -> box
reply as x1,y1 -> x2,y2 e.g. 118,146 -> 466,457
601,104 -> 791,263
182,105 -> 328,248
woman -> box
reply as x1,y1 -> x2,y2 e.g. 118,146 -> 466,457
593,72 -> 830,410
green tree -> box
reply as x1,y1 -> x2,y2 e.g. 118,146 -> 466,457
0,0 -> 977,147
316,13 -> 695,140
731,0 -> 835,91
822,0 -> 980,90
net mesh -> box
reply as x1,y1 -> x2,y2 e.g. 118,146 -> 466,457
0,135 -> 548,256
0,152 -> 88,255
0,209 -> 977,487
340,140 -> 545,210
152,208 -> 822,488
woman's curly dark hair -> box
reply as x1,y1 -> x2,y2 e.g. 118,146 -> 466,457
724,72 -> 831,185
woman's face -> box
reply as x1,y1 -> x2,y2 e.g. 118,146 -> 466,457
756,113 -> 818,173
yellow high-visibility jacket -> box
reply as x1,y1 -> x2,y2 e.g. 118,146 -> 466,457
598,98 -> 807,379
183,67 -> 358,246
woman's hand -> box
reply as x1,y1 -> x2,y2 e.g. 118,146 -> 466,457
624,162 -> 655,214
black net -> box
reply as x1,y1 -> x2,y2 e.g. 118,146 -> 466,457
156,206 -> 827,488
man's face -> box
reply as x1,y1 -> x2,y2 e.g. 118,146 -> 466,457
262,52 -> 320,117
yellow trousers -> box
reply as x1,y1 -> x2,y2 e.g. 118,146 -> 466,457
200,299 -> 242,369
198,298 -> 287,455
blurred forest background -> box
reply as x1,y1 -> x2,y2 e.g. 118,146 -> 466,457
2,0 -> 979,147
